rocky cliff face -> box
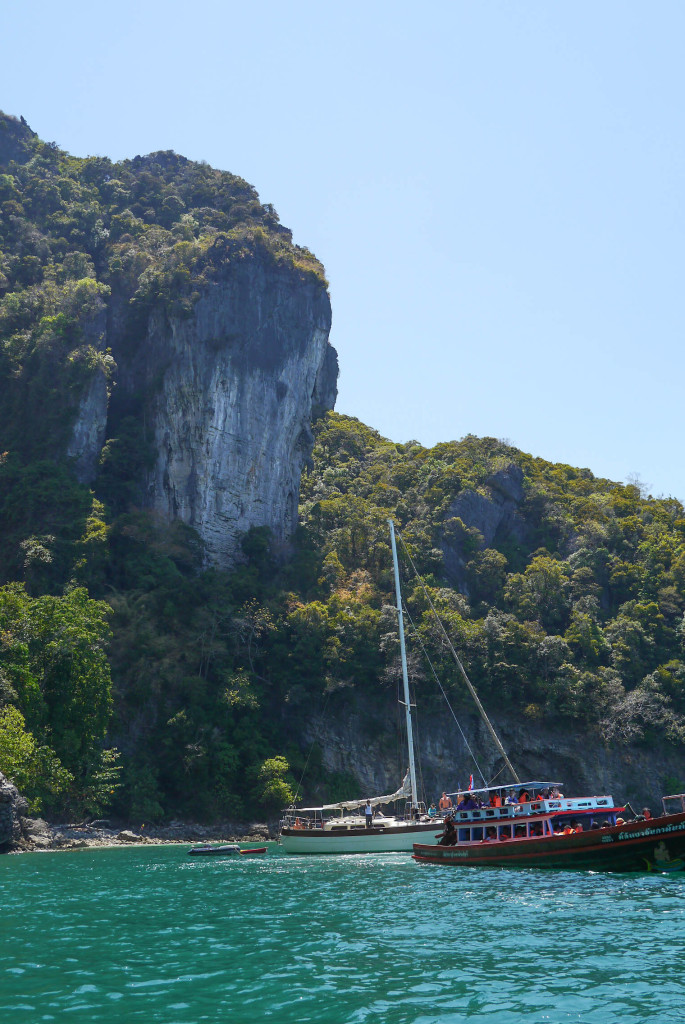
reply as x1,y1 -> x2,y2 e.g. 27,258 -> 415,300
66,365 -> 109,484
298,694 -> 682,813
70,257 -> 336,566
109,260 -> 336,564
440,464 -> 527,589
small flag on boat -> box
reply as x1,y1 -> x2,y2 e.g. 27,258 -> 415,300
468,774 -> 474,790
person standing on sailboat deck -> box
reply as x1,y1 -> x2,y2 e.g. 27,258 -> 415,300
364,800 -> 373,828
439,792 -> 453,813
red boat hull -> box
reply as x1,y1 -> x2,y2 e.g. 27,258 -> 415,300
239,846 -> 267,856
413,812 -> 685,872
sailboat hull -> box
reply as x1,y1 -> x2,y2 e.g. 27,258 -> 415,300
281,822 -> 441,854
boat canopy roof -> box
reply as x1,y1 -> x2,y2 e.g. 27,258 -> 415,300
446,781 -> 563,798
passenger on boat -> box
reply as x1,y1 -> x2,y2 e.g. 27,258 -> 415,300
530,823 -> 543,837
550,786 -> 563,798
457,794 -> 479,811
294,818 -> 304,830
439,792 -> 453,812
365,800 -> 373,828
499,825 -> 512,841
428,802 -> 438,817
642,807 -> 653,820
574,821 -> 583,833
600,820 -> 610,828
482,827 -> 497,842
437,819 -> 457,846
518,789 -> 530,803
562,824 -> 574,835
504,793 -> 518,805
489,792 -> 502,808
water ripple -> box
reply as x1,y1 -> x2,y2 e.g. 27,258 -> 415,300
1,846 -> 684,1022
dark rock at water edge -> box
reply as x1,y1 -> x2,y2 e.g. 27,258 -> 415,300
0,771 -> 28,852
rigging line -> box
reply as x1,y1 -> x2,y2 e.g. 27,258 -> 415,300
409,672 -> 426,807
396,527 -> 521,786
403,603 -> 488,789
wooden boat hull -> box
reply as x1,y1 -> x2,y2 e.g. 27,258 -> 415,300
413,812 -> 685,872
281,822 -> 441,854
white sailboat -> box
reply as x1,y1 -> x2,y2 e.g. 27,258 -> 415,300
280,520 -> 445,854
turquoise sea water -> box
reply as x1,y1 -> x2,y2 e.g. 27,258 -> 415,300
1,844 -> 684,1024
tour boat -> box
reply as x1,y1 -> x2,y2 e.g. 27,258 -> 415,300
280,520 -> 445,854
412,788 -> 685,872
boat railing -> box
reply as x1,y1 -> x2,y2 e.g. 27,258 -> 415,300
280,808 -> 328,830
453,796 -> 615,823
662,793 -> 685,815
403,800 -> 427,821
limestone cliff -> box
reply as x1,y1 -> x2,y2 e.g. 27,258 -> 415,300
109,258 -> 336,564
0,112 -> 338,568
297,695 -> 681,813
440,464 -> 527,590
66,365 -> 109,484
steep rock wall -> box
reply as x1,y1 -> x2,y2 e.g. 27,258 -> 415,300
296,694 -> 685,812
79,256 -> 336,566
440,464 -> 527,589
66,365 -> 109,484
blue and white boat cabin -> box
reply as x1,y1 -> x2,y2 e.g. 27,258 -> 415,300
443,780 -> 623,844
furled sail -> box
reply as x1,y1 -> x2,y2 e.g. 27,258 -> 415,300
318,771 -> 412,812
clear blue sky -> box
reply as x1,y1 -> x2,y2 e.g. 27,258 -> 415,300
2,2 -> 684,500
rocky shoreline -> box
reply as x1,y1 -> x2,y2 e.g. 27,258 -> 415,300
8,816 -> 277,854
1,772 -> 276,854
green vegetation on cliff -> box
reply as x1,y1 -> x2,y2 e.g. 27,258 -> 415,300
3,409 -> 685,819
1,112 -> 684,819
0,111 -> 326,470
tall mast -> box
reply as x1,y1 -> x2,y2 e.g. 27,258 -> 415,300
396,527 -> 521,786
389,519 -> 418,809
